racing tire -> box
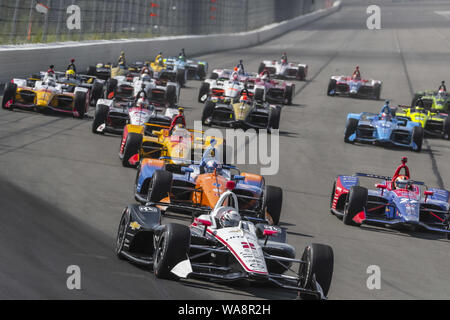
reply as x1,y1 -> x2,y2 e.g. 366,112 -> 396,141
373,83 -> 381,100
285,85 -> 294,105
166,85 -> 177,106
258,63 -> 266,74
296,67 -> 306,81
176,69 -> 185,87
153,223 -> 191,280
411,93 -> 423,108
121,132 -> 143,168
330,180 -> 336,214
116,208 -> 130,260
2,82 -> 17,110
343,186 -> 367,226
106,78 -> 118,96
197,64 -> 206,80
90,81 -> 104,106
412,126 -> 424,152
344,118 -> 358,143
202,101 -> 215,126
198,82 -> 210,103
269,106 -> 281,130
147,169 -> 173,203
327,79 -> 337,96
87,66 -> 97,76
209,72 -> 218,80
298,243 -> 334,300
443,117 -> 450,140
254,88 -> 265,102
74,91 -> 87,119
92,104 -> 109,134
263,185 -> 283,225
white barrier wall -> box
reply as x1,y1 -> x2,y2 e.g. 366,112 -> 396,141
0,1 -> 340,84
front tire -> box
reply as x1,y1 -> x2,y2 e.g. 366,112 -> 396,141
121,132 -> 143,168
343,186 -> 367,226
412,126 -> 424,152
202,101 -> 215,126
92,104 -> 109,134
327,79 -> 336,96
2,82 -> 17,110
116,208 -> 130,260
344,118 -> 358,143
263,185 -> 283,225
147,169 -> 173,203
74,91 -> 87,119
198,82 -> 210,103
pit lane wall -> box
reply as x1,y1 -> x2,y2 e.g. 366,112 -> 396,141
0,1 -> 341,85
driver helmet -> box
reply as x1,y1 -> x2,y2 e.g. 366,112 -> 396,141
438,88 -> 446,97
219,209 -> 241,228
66,69 -> 76,78
142,73 -> 151,82
232,73 -> 239,82
394,175 -> 410,189
137,97 -> 148,109
240,93 -> 250,103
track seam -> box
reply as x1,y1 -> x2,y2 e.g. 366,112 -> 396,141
395,30 -> 445,189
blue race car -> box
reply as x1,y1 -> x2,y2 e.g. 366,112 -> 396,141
344,104 -> 424,152
164,56 -> 208,81
330,157 -> 450,239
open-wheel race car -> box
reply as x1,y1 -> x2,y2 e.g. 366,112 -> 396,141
330,157 -> 450,239
327,75 -> 382,100
116,185 -> 334,299
258,59 -> 308,81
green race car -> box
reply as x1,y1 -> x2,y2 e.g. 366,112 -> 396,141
396,105 -> 450,139
411,90 -> 450,111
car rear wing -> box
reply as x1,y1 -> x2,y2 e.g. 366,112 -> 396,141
354,173 -> 425,185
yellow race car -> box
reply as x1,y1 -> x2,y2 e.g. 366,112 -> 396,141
119,123 -> 224,168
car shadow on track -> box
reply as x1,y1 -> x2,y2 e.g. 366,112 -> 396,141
360,224 -> 449,242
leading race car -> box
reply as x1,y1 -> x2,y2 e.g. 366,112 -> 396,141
2,73 -> 90,118
330,157 -> 450,239
258,60 -> 308,81
327,75 -> 382,100
344,105 -> 424,152
116,186 -> 334,299
164,56 -> 208,80
134,145 -> 283,224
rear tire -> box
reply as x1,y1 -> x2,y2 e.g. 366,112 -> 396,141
2,82 -> 17,110
166,85 -> 177,106
153,223 -> 191,280
106,78 -> 118,96
269,106 -> 281,130
412,126 -> 424,152
209,72 -> 218,80
344,118 -> 358,143
147,169 -> 173,203
92,104 -> 109,134
373,83 -> 381,100
74,91 -> 87,119
296,67 -> 306,81
343,186 -> 367,226
121,132 -> 143,168
197,64 -> 206,80
90,82 -> 103,105
254,88 -> 265,102
285,85 -> 294,105
263,185 -> 283,225
87,66 -> 97,76
298,244 -> 334,300
176,69 -> 185,87
258,63 -> 266,74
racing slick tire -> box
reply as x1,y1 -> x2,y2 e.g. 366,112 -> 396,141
258,63 -> 266,74
106,78 -> 118,96
116,208 -> 131,260
412,126 -> 424,152
166,85 -> 177,106
153,223 -> 191,280
147,169 -> 173,203
269,106 -> 281,130
74,91 -> 87,119
327,79 -> 337,96
296,67 -> 306,81
202,101 -> 215,126
209,72 -> 219,80
2,82 -> 17,110
121,132 -> 143,168
443,117 -> 450,140
285,85 -> 294,105
198,82 -> 210,103
263,185 -> 283,225
298,243 -> 334,300
343,186 -> 367,226
411,93 -> 423,108
254,88 -> 265,102
87,66 -> 97,76
90,81 -> 104,105
176,69 -> 186,87
373,83 -> 381,100
344,118 -> 358,143
197,64 -> 206,80
330,180 -> 336,214
92,104 -> 109,134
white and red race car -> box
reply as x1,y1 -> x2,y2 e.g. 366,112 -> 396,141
327,75 -> 382,100
258,60 -> 308,81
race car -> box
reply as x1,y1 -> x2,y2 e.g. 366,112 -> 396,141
55,71 -> 104,106
116,186 -> 333,299
251,76 -> 295,105
133,73 -> 180,106
198,77 -> 246,103
395,104 -> 450,140
209,68 -> 258,82
87,63 -> 112,80
411,90 -> 450,110
327,75 -> 382,100
330,157 -> 450,239
119,121 -> 224,168
258,60 -> 308,81
133,145 -> 283,224
201,96 -> 281,131
149,56 -> 185,86
91,97 -> 176,135
344,109 -> 424,152
2,74 -> 90,118
164,56 -> 208,80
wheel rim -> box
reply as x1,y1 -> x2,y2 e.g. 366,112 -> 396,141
154,234 -> 166,267
116,211 -> 129,254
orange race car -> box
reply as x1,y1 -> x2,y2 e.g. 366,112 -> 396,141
133,146 -> 283,225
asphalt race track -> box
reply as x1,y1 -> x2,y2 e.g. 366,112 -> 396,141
1,0 -> 450,299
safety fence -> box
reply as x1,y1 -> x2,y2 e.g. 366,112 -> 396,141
0,0 -> 334,44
